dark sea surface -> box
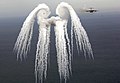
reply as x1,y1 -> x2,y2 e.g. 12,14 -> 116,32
0,11 -> 120,83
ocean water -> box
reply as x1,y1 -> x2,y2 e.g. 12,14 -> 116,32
0,12 -> 120,83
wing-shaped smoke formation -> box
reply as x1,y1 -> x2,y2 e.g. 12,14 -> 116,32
14,3 -> 51,83
14,2 -> 94,83
14,3 -> 50,60
56,2 -> 94,82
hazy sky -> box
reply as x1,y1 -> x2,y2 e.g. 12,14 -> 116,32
0,0 -> 120,17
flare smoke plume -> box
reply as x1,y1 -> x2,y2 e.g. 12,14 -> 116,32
14,2 -> 93,83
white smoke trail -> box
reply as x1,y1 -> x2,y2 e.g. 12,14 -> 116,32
35,20 -> 50,83
14,7 -> 36,60
64,20 -> 72,75
34,4 -> 51,83
54,19 -> 71,83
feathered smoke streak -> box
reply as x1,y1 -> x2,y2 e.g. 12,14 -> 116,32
14,2 -> 94,83
56,2 -> 94,59
35,10 -> 51,83
14,3 -> 51,83
54,19 -> 71,82
55,2 -> 94,82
